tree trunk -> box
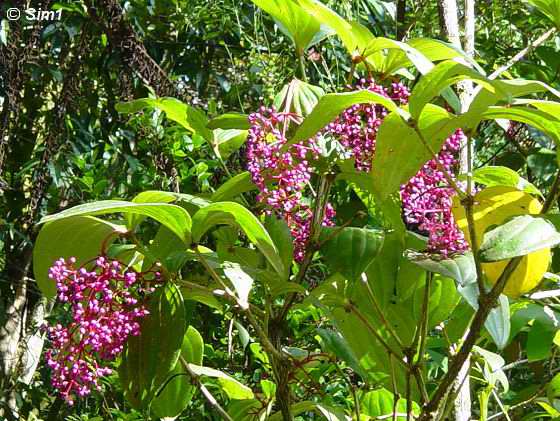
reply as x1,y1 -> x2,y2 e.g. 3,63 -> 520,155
438,1 -> 475,420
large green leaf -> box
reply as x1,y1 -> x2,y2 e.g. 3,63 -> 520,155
207,113 -> 250,130
211,171 -> 256,202
470,80 -> 560,114
372,104 -> 462,198
479,106 -> 560,146
252,0 -> 333,53
409,60 -> 498,120
413,275 -> 460,330
119,283 -> 186,409
527,0 -> 560,28
297,0 -> 373,56
151,326 -> 204,418
264,216 -> 294,281
361,388 -> 417,420
116,97 -> 212,140
479,215 -> 560,262
317,328 -> 367,379
320,227 -> 385,281
33,216 -> 126,298
191,202 -> 284,275
408,38 -> 486,73
40,200 -> 192,245
288,90 -> 398,146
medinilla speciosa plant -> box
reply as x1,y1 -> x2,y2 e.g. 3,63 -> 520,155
34,0 -> 560,419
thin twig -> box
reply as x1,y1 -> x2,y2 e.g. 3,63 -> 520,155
488,28 -> 556,80
179,357 -> 234,421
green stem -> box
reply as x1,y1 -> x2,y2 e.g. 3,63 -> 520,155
298,51 -> 308,82
194,248 -> 284,362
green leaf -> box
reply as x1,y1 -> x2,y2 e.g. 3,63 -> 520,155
264,216 -> 293,281
470,80 -> 560,114
413,275 -> 460,330
213,129 -> 248,159
119,283 -> 186,409
466,166 -> 542,197
409,60 -> 498,120
316,328 -> 367,379
547,372 -> 560,404
151,326 -> 204,418
269,401 -> 349,421
207,113 -> 250,130
458,283 -> 511,349
192,202 -> 284,275
274,78 -> 325,116
40,200 -> 192,245
320,227 -> 385,281
116,97 -> 212,141
527,0 -> 560,28
33,216 -> 126,298
479,106 -> 560,146
252,0 -> 333,52
211,172 -> 256,202
473,346 -> 509,392
297,0 -> 372,56
405,250 -> 477,287
372,104 -> 462,198
361,388 -> 417,419
222,262 -> 254,309
479,215 -> 560,262
408,38 -> 486,73
187,364 -> 254,399
288,90 -> 398,146
527,319 -> 556,361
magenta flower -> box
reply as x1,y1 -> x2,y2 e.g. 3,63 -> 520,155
45,256 -> 154,404
247,107 -> 335,261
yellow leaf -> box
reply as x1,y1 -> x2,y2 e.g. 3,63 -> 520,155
452,186 -> 550,298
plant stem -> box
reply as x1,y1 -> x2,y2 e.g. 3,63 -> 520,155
278,174 -> 334,320
194,248 -> 284,362
363,275 -> 405,350
347,302 -> 407,368
412,124 -> 466,199
298,51 -> 308,82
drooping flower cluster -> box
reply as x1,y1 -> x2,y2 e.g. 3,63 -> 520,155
247,77 -> 468,258
247,107 -> 335,261
326,79 -> 410,171
400,130 -> 469,256
45,256 -> 154,404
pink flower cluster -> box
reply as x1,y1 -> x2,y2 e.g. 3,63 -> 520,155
326,79 -> 410,171
45,256 -> 153,404
248,78 -> 468,258
247,107 -> 335,261
400,130 -> 468,256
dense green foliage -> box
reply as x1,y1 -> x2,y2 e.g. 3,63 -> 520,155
4,1 -> 560,420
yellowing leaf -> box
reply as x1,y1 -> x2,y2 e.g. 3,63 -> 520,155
452,186 -> 551,297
